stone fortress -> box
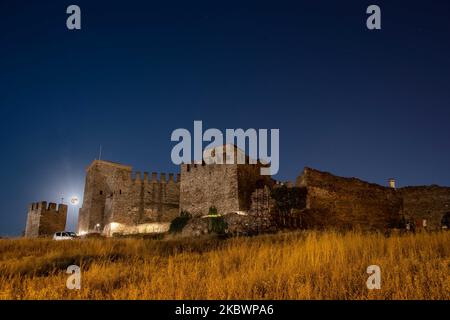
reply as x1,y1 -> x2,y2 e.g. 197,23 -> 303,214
25,144 -> 450,237
25,202 -> 67,238
77,159 -> 181,236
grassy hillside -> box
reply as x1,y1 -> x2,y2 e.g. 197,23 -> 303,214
0,231 -> 448,299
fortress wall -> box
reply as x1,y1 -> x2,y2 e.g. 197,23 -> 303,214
224,187 -> 277,235
25,202 -> 67,238
141,174 -> 180,223
39,203 -> 67,236
237,164 -> 274,211
77,158 -> 450,236
399,186 -> 450,230
77,160 -> 132,233
297,168 -> 403,230
77,207 -> 89,234
180,163 -> 240,216
25,202 -> 42,238
106,186 -> 139,226
124,171 -> 180,224
142,175 -> 161,222
78,160 -> 181,234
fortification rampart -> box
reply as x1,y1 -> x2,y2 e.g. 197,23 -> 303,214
296,168 -> 404,230
78,160 -> 180,234
399,185 -> 450,230
72,156 -> 450,237
180,163 -> 240,216
25,201 -> 67,238
180,159 -> 273,217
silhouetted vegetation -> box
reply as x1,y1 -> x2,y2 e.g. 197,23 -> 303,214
208,206 -> 218,216
208,216 -> 228,235
169,211 -> 191,234
271,186 -> 306,216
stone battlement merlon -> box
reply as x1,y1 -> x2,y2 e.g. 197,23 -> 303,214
26,201 -> 67,238
29,201 -> 68,213
131,171 -> 180,183
182,158 -> 262,174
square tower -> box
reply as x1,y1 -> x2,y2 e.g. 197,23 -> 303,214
77,160 -> 132,234
179,144 -> 273,216
77,159 -> 181,235
25,202 -> 67,238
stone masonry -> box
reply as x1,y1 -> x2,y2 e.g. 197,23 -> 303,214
69,146 -> 450,236
224,186 -> 277,235
77,160 -> 179,234
25,202 -> 67,238
296,167 -> 450,231
179,144 -> 274,217
296,168 -> 403,230
399,186 -> 450,230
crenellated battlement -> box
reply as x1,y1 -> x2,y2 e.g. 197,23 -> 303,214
77,159 -> 182,235
29,201 -> 68,213
25,201 -> 68,238
131,170 -> 180,183
181,157 -> 261,176
181,162 -> 236,177
179,146 -> 274,217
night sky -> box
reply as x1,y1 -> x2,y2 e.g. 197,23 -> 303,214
1,1 -> 450,236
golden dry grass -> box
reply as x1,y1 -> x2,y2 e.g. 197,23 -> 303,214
0,231 -> 448,300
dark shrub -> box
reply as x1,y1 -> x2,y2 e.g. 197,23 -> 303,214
169,211 -> 191,234
271,186 -> 307,215
208,216 -> 228,235
208,206 -> 218,215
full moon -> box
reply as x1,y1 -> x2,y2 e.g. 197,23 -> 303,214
70,196 -> 79,206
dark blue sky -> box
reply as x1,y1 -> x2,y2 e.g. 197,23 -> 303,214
1,1 -> 450,236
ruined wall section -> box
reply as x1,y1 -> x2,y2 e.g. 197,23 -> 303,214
237,164 -> 274,211
296,167 -> 404,230
25,202 -> 67,238
398,186 -> 450,230
225,187 -> 277,235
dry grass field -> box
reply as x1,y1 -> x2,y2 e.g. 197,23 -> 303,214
0,231 -> 448,300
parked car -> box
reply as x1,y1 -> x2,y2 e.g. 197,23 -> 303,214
53,231 -> 78,240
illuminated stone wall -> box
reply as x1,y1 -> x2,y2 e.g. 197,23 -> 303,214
77,160 -> 179,234
25,202 -> 67,238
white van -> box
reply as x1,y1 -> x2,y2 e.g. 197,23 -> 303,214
53,231 -> 78,240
